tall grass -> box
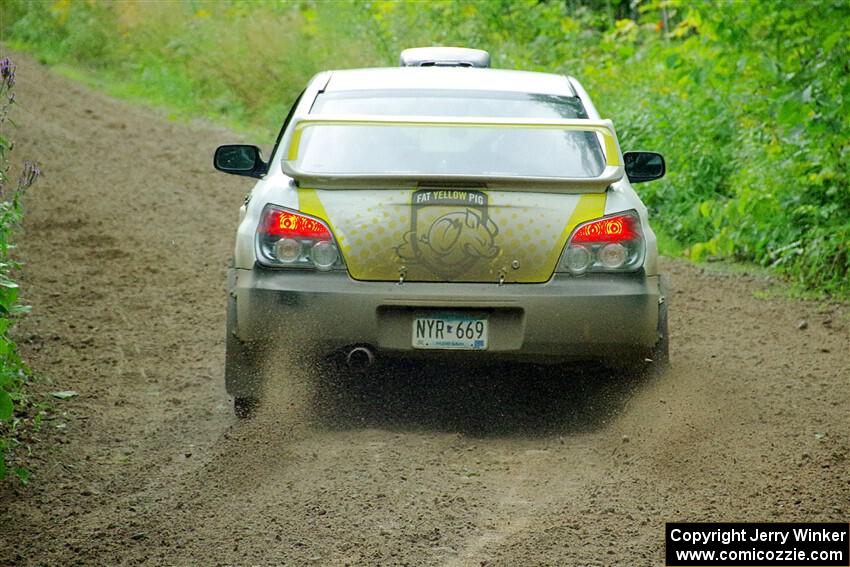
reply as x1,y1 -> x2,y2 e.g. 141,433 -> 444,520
1,0 -> 848,296
2,0 -> 385,141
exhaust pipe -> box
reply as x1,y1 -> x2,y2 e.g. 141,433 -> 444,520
346,346 -> 375,369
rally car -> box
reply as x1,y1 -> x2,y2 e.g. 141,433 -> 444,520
215,47 -> 669,417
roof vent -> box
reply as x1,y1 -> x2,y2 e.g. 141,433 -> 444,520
400,47 -> 490,68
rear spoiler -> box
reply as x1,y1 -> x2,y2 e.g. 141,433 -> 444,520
280,115 -> 625,192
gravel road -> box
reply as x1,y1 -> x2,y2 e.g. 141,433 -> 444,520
1,52 -> 848,567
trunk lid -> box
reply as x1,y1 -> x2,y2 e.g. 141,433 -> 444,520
298,187 -> 606,283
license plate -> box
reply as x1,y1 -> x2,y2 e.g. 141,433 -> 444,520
412,314 -> 488,350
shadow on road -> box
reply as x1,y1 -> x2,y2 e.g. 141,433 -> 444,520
302,358 -> 655,437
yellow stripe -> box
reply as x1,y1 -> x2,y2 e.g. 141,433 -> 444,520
287,127 -> 304,161
603,134 -> 620,166
297,188 -> 330,224
540,192 -> 607,276
288,120 -> 621,167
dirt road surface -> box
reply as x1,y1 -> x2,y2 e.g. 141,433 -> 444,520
1,52 -> 848,567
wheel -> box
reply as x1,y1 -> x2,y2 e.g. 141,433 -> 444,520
225,262 -> 264,418
648,275 -> 670,369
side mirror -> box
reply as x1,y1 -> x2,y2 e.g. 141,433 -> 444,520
623,151 -> 665,183
214,144 -> 268,178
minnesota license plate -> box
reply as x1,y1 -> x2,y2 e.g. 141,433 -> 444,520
412,314 -> 488,350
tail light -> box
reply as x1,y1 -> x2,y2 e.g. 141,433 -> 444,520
256,206 -> 342,271
558,210 -> 644,274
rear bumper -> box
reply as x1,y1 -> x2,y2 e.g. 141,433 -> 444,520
233,268 -> 661,363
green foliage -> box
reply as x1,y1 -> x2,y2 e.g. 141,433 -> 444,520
2,0 -> 386,140
0,56 -> 39,483
1,0 -> 848,295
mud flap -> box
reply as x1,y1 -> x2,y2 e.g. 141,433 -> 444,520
650,274 -> 670,368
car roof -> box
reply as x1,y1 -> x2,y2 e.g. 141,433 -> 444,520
323,67 -> 577,97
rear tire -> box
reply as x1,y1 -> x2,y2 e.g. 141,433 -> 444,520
225,262 -> 264,418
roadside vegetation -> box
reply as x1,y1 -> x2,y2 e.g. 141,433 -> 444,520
0,56 -> 41,483
1,0 -> 848,298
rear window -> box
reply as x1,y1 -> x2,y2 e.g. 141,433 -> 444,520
291,122 -> 609,179
294,90 -> 607,179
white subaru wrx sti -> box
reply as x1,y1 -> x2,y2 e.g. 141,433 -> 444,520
215,47 -> 669,417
